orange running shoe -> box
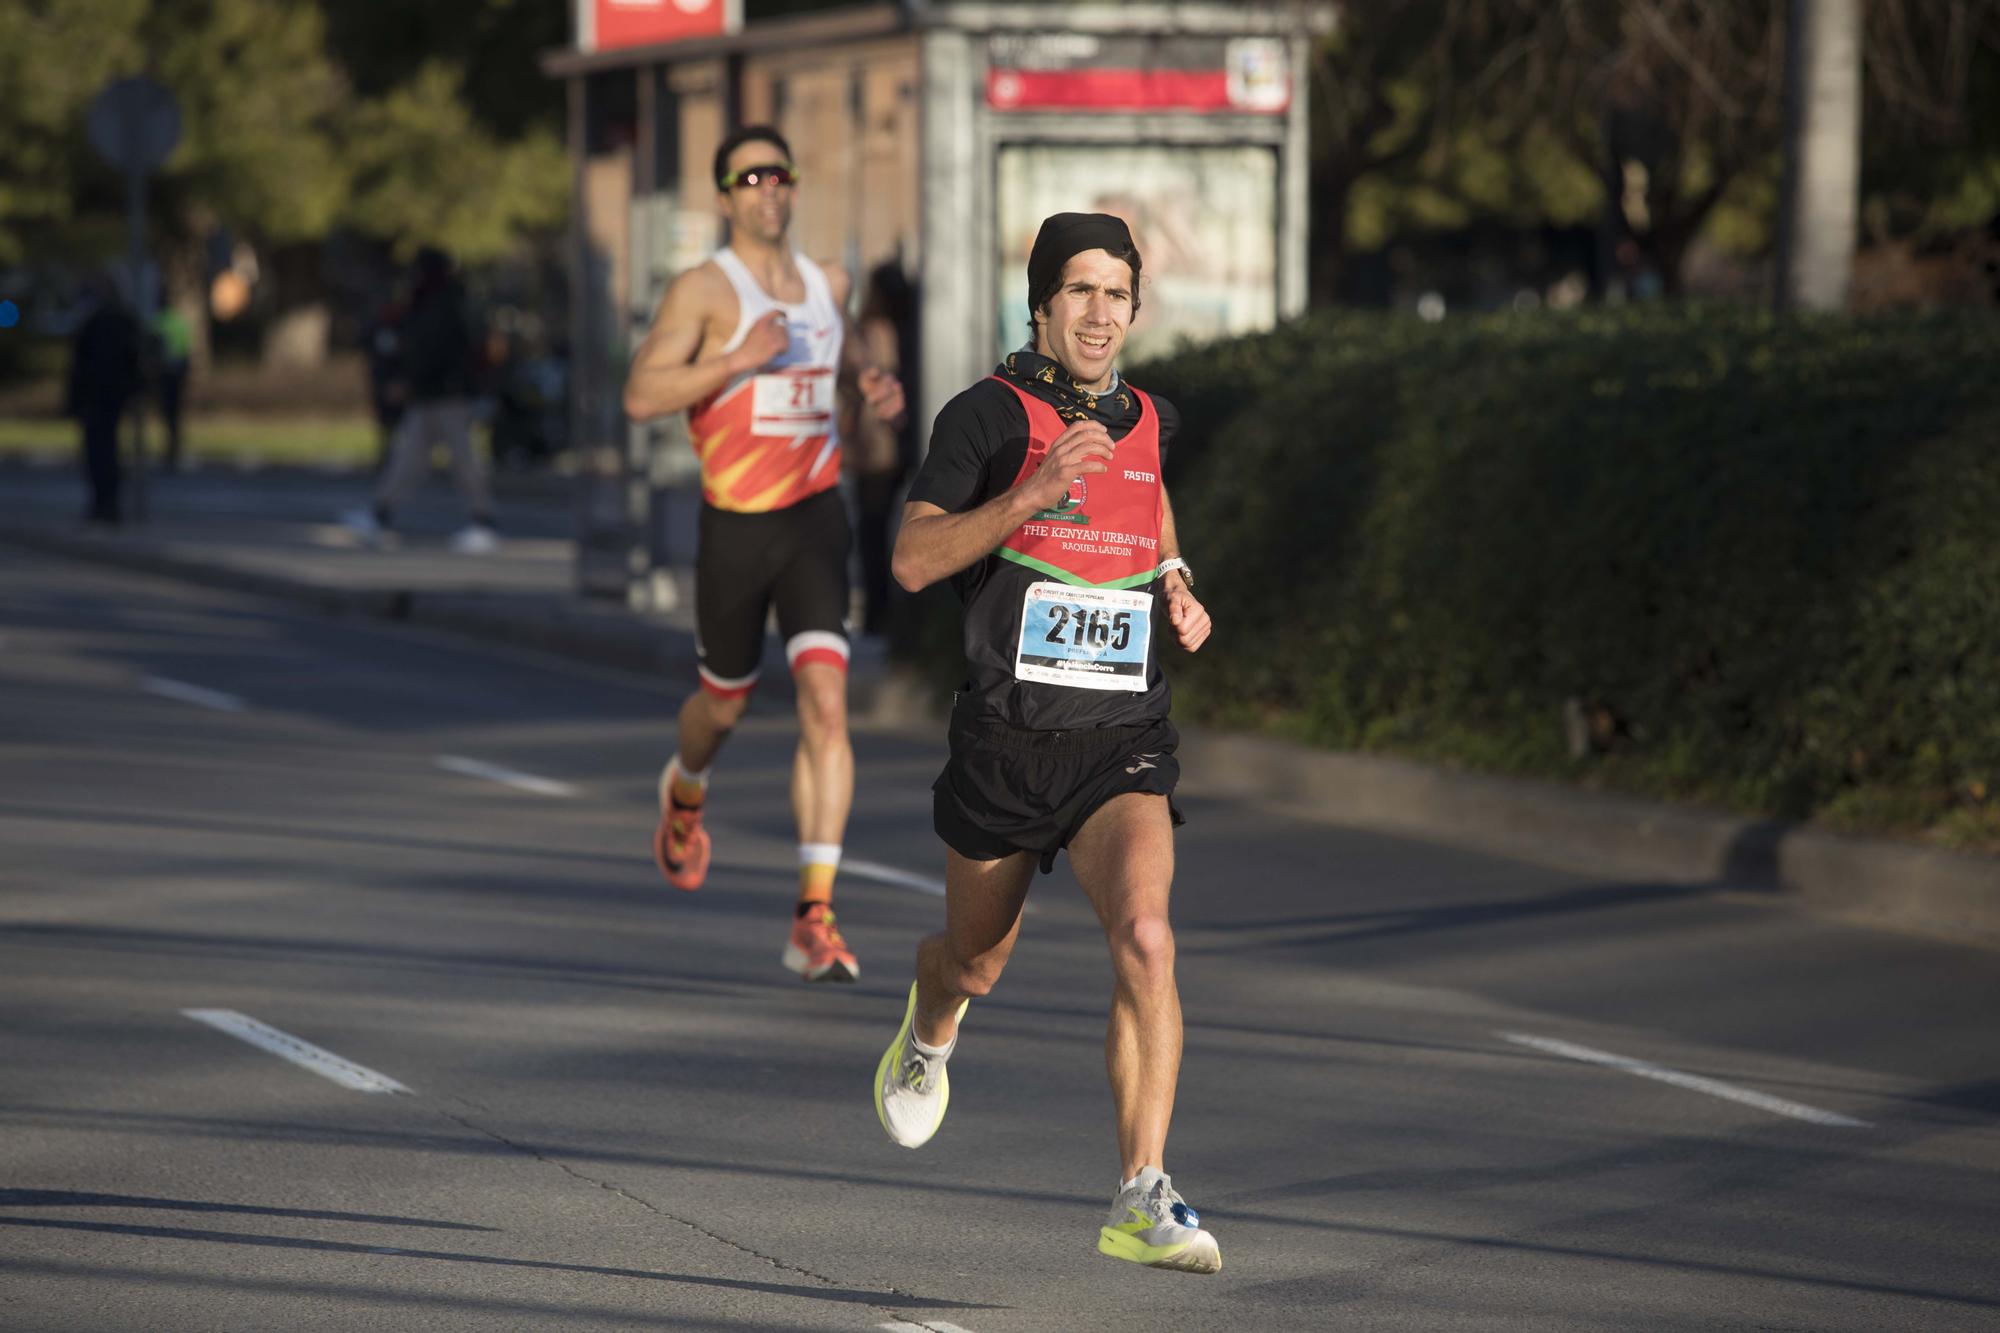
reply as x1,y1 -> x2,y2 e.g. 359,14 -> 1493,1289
652,791 -> 711,892
783,903 -> 859,983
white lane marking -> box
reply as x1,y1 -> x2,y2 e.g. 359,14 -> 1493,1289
142,676 -> 246,712
879,1323 -> 981,1333
843,857 -> 946,897
1500,1032 -> 1869,1128
435,755 -> 578,798
182,1009 -> 412,1095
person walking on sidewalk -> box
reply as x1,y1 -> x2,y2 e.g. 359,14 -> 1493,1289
65,274 -> 141,526
344,247 -> 498,552
151,305 -> 192,473
622,125 -> 904,982
872,212 -> 1219,1272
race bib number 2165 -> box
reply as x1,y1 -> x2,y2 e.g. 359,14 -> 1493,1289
1013,582 -> 1151,692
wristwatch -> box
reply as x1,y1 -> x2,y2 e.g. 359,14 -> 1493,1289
1157,557 -> 1194,589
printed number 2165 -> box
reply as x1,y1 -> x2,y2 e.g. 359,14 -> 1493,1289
1045,604 -> 1132,652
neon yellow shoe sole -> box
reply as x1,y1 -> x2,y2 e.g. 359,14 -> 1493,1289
873,981 -> 967,1149
1098,1222 -> 1223,1274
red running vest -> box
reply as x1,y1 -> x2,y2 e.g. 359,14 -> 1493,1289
991,378 -> 1163,589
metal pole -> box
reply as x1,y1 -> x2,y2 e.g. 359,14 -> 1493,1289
1774,0 -> 1862,312
126,167 -> 153,523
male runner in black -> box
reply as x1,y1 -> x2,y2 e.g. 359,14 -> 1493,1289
872,213 -> 1219,1272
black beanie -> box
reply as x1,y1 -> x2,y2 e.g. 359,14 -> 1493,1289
1027,212 -> 1138,315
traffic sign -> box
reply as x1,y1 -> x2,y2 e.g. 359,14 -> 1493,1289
88,77 -> 181,175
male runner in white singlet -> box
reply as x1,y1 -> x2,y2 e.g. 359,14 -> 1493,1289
623,125 -> 904,982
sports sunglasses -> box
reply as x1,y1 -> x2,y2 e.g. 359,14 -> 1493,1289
720,163 -> 798,191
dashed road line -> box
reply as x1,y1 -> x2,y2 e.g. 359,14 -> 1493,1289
142,676 -> 246,712
435,755 -> 578,798
182,1009 -> 412,1094
1500,1031 -> 1869,1128
843,857 -> 946,897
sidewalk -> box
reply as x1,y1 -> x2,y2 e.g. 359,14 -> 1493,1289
4,459 -> 1995,947
0,460 -> 902,708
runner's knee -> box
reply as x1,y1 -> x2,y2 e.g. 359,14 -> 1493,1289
793,670 -> 848,737
1107,913 -> 1175,982
696,688 -> 750,730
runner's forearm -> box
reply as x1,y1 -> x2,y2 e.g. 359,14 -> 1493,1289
893,494 -> 1042,592
624,345 -> 756,422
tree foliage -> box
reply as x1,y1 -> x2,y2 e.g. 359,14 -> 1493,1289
341,61 -> 567,263
146,0 -> 348,246
0,0 -> 567,271
1316,0 -> 2000,294
0,0 -> 146,264
318,0 -> 566,139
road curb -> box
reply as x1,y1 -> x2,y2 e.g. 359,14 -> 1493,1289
10,521 -> 1994,947
1175,732 -> 2000,946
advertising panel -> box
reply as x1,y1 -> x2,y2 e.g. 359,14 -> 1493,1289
579,0 -> 739,54
994,143 -> 1280,365
987,34 -> 1290,114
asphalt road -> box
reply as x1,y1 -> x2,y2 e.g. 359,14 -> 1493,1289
4,547 -> 1997,1331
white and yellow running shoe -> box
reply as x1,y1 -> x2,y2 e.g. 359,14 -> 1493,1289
1098,1168 -> 1222,1274
874,981 -> 968,1149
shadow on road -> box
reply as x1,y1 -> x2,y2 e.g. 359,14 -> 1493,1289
0,1215 -> 999,1312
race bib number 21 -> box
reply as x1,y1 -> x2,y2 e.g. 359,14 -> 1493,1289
751,368 -> 834,437
1013,582 -> 1152,692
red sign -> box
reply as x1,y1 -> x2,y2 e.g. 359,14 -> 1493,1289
985,35 -> 1291,115
582,0 -> 737,53
989,69 -> 1236,113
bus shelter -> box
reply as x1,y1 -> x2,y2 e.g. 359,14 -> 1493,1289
544,1 -> 1330,608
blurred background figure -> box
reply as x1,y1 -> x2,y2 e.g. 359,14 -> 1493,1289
488,317 -> 570,472
150,304 -> 192,473
64,274 -> 141,526
847,260 -> 918,637
343,247 -> 498,552
363,296 -> 408,475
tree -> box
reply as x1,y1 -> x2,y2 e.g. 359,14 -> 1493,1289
1855,0 -> 2000,239
144,0 -> 349,248
318,0 -> 566,139
0,0 -> 146,265
1307,2 -> 1570,300
340,61 -> 567,263
1311,0 -> 2000,302
1524,0 -> 2000,295
315,1 -> 571,260
1531,2 -> 1788,297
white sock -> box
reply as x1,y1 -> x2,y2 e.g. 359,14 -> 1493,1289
797,842 -> 842,870
662,754 -> 710,807
911,1029 -> 954,1060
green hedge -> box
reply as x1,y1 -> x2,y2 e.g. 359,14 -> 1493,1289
1144,304 -> 2000,848
898,305 -> 2000,850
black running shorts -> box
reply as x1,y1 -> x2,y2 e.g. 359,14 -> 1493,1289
694,488 -> 851,697
932,704 -> 1185,874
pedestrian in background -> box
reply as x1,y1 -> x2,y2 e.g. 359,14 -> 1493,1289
65,274 -> 141,526
363,296 -> 407,475
151,305 -> 192,473
343,247 -> 498,552
847,260 -> 918,637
